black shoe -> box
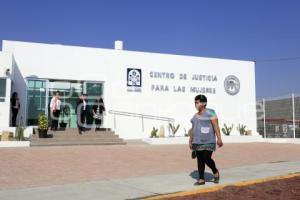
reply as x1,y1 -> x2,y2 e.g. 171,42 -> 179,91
214,171 -> 220,184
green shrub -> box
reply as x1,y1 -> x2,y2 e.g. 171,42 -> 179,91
38,114 -> 48,130
150,127 -> 159,138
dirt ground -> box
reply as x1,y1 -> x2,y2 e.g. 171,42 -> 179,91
165,175 -> 300,200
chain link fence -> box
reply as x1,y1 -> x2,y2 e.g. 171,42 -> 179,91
257,94 -> 300,138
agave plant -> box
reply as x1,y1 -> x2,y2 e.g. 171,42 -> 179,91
169,123 -> 180,137
184,128 -> 192,137
222,123 -> 234,136
237,124 -> 246,135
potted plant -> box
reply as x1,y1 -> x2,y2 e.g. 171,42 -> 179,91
59,106 -> 70,130
38,114 -> 48,138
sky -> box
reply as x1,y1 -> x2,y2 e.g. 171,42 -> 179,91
0,0 -> 299,100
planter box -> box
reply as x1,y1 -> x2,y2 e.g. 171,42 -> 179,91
143,135 -> 264,145
142,137 -> 189,145
0,141 -> 30,148
0,131 -> 14,141
222,135 -> 263,143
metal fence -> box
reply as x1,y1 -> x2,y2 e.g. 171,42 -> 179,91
257,94 -> 300,138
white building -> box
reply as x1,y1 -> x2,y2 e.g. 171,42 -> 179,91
0,40 -> 258,140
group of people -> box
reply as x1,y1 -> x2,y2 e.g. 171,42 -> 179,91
10,91 -> 106,132
49,92 -> 106,133
75,93 -> 106,134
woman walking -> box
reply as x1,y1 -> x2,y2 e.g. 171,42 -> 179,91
189,94 -> 223,185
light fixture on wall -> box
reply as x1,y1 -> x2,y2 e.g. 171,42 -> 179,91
3,67 -> 10,76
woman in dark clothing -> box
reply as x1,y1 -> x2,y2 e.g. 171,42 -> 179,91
76,93 -> 88,134
10,92 -> 20,127
92,97 -> 106,131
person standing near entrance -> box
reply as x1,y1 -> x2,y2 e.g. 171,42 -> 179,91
50,92 -> 61,131
189,94 -> 223,185
76,93 -> 88,134
10,92 -> 20,127
92,97 -> 106,131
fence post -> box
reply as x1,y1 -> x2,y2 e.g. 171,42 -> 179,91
113,114 -> 116,130
141,116 -> 144,132
292,93 -> 296,139
263,98 -> 266,138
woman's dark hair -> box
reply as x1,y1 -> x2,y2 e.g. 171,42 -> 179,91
95,97 -> 104,104
194,94 -> 207,102
195,94 -> 207,107
11,92 -> 18,99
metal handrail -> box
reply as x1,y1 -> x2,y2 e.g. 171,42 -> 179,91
108,110 -> 174,132
109,110 -> 174,122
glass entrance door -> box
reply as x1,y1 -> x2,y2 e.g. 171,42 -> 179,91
83,81 -> 104,127
26,79 -> 49,125
26,80 -> 104,128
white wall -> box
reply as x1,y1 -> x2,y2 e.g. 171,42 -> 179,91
0,52 -> 12,129
2,40 -> 257,139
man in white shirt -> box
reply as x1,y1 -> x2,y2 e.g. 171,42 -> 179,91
50,92 -> 61,131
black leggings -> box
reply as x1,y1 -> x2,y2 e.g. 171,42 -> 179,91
196,150 -> 218,180
11,108 -> 18,127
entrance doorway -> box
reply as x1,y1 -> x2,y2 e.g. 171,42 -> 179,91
26,79 -> 104,128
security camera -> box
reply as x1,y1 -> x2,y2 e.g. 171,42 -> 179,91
4,67 -> 10,76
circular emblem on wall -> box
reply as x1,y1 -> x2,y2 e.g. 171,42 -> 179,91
224,75 -> 240,95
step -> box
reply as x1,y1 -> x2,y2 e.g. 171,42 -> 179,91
30,138 -> 123,143
30,141 -> 127,147
50,132 -> 118,136
32,133 -> 120,139
33,130 -> 116,134
33,128 -> 113,134
31,128 -> 126,146
50,128 -> 112,131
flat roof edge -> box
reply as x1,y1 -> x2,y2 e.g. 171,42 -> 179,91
2,40 -> 255,63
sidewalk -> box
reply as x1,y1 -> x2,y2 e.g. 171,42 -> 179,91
0,161 -> 299,200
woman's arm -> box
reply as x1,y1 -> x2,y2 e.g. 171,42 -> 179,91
189,128 -> 193,149
211,117 -> 223,147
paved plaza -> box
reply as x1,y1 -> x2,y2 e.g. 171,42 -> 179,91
0,142 -> 300,199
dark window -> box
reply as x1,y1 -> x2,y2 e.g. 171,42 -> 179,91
0,78 -> 6,102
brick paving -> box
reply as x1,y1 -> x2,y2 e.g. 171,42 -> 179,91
0,143 -> 299,190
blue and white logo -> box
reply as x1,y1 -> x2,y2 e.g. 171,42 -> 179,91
224,75 -> 240,95
127,68 -> 142,92
127,68 -> 142,87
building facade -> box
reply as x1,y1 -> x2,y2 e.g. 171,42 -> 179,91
0,40 -> 258,139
